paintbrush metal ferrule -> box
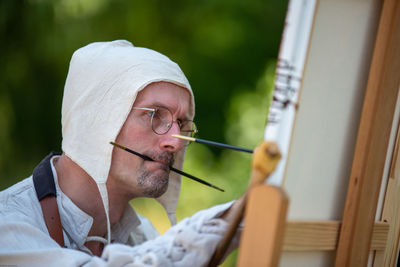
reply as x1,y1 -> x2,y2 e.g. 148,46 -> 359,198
109,141 -> 223,192
172,134 -> 254,154
110,141 -> 125,151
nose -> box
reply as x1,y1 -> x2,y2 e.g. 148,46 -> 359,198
159,122 -> 185,152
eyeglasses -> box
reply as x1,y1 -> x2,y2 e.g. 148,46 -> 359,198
132,106 -> 198,141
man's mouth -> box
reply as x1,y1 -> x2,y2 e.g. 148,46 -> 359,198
143,152 -> 174,170
145,152 -> 174,166
151,161 -> 170,171
150,158 -> 170,166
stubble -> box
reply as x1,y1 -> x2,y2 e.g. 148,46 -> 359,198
137,151 -> 174,197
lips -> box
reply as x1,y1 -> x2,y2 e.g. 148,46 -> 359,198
143,151 -> 174,166
145,160 -> 170,172
151,158 -> 170,166
141,152 -> 173,172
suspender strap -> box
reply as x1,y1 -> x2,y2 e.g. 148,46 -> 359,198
39,195 -> 65,247
33,152 -> 65,247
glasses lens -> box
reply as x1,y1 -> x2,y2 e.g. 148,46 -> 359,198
180,122 -> 197,138
151,107 -> 172,135
150,106 -> 198,143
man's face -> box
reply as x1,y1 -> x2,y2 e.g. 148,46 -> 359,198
108,82 -> 191,199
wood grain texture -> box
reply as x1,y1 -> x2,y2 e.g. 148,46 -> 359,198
237,185 -> 288,267
335,0 -> 400,265
373,121 -> 400,266
283,221 -> 389,251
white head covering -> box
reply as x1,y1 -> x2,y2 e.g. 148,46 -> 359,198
61,40 -> 194,242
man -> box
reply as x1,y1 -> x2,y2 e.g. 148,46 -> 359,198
0,40 -> 238,266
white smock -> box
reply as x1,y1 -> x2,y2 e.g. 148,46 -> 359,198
0,157 -> 233,266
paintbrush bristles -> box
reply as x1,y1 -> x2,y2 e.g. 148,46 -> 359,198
171,134 -> 195,142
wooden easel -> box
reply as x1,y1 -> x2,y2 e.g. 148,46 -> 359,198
334,0 -> 400,265
235,0 -> 400,265
237,185 -> 288,267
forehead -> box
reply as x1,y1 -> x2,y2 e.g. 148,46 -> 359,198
134,82 -> 192,116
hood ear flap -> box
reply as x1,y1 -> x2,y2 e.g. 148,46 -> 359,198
97,182 -> 111,243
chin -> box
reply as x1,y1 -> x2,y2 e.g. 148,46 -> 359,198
143,183 -> 168,198
139,173 -> 169,198
150,187 -> 168,198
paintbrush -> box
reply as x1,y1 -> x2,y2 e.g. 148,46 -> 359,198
171,134 -> 254,154
109,142 -> 224,192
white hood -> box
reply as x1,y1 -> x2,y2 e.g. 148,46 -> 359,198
61,40 -> 194,242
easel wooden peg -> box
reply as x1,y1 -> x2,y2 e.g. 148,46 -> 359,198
237,184 -> 289,267
208,141 -> 286,266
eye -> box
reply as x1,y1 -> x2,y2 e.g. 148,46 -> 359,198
176,119 -> 183,129
145,111 -> 155,118
180,121 -> 196,133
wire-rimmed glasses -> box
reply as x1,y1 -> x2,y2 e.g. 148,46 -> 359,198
132,106 -> 198,144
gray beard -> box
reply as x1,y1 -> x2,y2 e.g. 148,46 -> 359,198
137,169 -> 169,198
137,151 -> 173,197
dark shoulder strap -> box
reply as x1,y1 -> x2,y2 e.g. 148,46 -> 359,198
33,152 -> 65,247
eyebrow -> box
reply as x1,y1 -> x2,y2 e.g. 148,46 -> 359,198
146,102 -> 191,121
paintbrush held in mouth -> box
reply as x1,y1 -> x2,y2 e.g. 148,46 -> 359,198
171,134 -> 254,154
109,142 -> 224,192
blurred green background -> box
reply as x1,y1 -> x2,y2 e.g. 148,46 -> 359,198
0,0 -> 287,265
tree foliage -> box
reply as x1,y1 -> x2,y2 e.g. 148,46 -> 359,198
0,0 -> 287,264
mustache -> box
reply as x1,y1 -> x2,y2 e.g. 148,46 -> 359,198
144,151 -> 174,166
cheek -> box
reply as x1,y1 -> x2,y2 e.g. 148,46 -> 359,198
117,120 -> 139,143
117,122 -> 157,150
